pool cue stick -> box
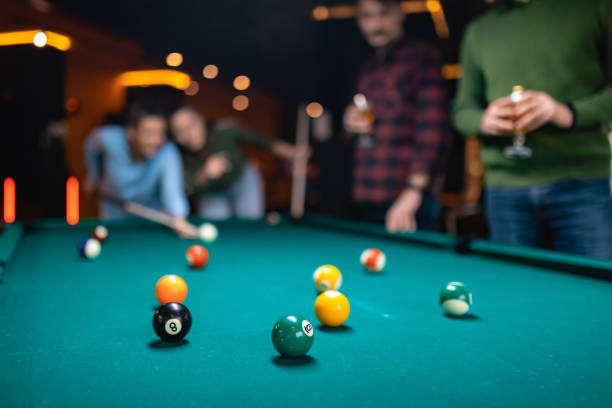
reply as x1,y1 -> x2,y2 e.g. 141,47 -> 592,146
290,104 -> 310,219
102,194 -> 198,236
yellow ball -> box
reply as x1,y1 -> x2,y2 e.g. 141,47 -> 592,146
313,265 -> 342,292
314,290 -> 350,327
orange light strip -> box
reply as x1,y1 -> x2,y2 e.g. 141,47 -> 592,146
442,63 -> 462,79
117,70 -> 191,90
66,176 -> 79,225
312,1 -> 450,39
3,177 -> 15,224
0,30 -> 71,51
402,1 -> 428,13
328,5 -> 356,19
428,1 -> 450,39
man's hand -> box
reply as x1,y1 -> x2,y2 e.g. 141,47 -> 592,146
195,153 -> 232,184
343,105 -> 373,134
172,217 -> 197,238
386,189 -> 423,233
514,90 -> 573,133
481,96 -> 516,136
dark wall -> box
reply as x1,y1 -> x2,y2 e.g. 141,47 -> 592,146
0,45 -> 68,218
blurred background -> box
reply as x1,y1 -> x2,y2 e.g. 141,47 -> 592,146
1,0 -> 495,235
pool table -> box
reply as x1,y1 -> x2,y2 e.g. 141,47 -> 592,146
1,215 -> 611,407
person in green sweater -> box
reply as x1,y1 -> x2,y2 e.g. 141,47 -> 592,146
453,0 -> 612,259
169,106 -> 309,219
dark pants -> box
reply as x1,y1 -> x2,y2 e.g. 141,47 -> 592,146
485,179 -> 612,260
356,192 -> 441,231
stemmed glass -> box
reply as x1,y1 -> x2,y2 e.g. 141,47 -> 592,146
504,85 -> 532,159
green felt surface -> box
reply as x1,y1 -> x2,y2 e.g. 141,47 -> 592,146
0,223 -> 23,265
1,220 -> 611,407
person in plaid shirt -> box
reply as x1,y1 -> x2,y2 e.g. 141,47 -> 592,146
344,0 -> 450,232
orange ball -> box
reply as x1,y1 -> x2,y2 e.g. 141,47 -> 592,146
186,245 -> 209,269
155,275 -> 188,305
314,290 -> 350,327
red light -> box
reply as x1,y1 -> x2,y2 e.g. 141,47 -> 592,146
3,177 -> 15,223
66,176 -> 79,225
65,97 -> 80,113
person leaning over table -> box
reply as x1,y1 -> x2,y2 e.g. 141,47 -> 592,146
608,122 -> 612,195
343,0 -> 451,233
83,100 -> 194,237
452,0 -> 612,259
169,105 -> 310,220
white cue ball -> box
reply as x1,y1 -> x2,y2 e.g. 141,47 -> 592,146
198,223 -> 218,243
84,238 -> 101,259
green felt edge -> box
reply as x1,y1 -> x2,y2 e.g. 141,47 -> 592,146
301,214 -> 456,248
302,214 -> 612,280
0,223 -> 24,267
31,216 -> 260,229
469,239 -> 612,278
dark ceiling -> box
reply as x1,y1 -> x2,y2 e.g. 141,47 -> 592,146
49,0 -> 488,106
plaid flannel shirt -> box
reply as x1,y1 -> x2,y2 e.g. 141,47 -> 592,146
353,37 -> 450,204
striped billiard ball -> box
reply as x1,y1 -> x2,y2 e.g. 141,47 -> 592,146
313,265 -> 342,292
91,225 -> 108,243
440,282 -> 472,316
360,248 -> 386,272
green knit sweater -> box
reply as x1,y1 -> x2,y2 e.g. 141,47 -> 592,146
181,123 -> 272,195
452,0 -> 612,188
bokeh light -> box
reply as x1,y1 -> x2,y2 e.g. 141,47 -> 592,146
353,93 -> 368,108
426,0 -> 442,13
306,102 -> 324,118
202,64 -> 219,79
184,80 -> 200,96
233,75 -> 251,91
312,6 -> 330,21
232,95 -> 249,111
33,31 -> 47,47
166,52 -> 183,67
65,97 -> 80,113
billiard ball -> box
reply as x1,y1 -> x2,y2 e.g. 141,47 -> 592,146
153,302 -> 192,342
198,223 -> 218,243
271,314 -> 314,358
314,290 -> 350,327
266,211 -> 281,226
360,248 -> 386,272
186,245 -> 209,269
313,264 -> 342,292
440,282 -> 472,316
78,238 -> 101,260
91,225 -> 108,243
155,275 -> 188,305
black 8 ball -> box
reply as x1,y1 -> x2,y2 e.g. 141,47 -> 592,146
153,302 -> 192,342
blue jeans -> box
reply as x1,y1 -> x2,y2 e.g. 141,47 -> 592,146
485,179 -> 612,260
196,163 -> 264,220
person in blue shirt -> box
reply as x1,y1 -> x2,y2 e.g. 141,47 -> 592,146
84,100 -> 193,236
